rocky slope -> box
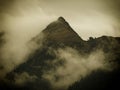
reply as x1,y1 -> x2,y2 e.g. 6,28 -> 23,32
0,17 -> 120,90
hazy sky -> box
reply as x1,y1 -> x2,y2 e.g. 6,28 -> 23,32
0,0 -> 119,87
0,0 -> 120,40
39,0 -> 120,39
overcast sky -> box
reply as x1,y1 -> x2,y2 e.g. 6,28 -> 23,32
0,0 -> 119,88
39,0 -> 120,39
0,0 -> 120,40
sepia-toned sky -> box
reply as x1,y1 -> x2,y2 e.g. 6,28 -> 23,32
39,0 -> 120,39
0,0 -> 120,40
0,0 -> 120,87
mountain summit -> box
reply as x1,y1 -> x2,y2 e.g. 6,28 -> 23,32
42,17 -> 83,47
58,16 -> 66,22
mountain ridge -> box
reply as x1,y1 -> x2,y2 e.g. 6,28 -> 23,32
42,17 -> 83,48
1,17 -> 120,90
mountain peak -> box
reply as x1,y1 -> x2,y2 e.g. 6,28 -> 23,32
58,17 -> 66,22
44,16 -> 70,32
42,17 -> 83,47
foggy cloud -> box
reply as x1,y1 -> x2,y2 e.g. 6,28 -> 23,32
0,0 -> 56,79
14,72 -> 37,86
42,47 -> 113,89
0,0 -> 119,89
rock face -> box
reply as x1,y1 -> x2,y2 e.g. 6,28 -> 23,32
1,17 -> 120,90
42,17 -> 83,47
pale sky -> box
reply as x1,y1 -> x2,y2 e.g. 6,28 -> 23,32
0,0 -> 120,40
0,0 -> 120,80
38,0 -> 120,39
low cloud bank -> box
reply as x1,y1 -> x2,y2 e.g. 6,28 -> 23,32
0,0 -> 56,79
14,72 -> 37,86
42,47 -> 113,89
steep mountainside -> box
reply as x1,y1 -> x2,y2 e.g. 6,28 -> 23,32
1,17 -> 120,90
41,17 -> 84,49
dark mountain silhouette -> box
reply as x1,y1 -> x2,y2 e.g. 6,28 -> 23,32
43,17 -> 83,44
1,17 -> 120,90
41,17 -> 84,49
